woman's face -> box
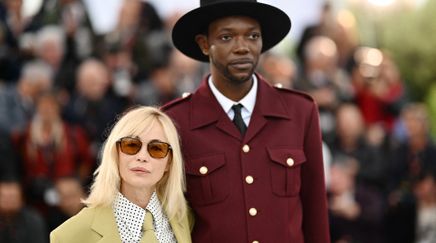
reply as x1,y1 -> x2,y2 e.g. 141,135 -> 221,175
118,122 -> 170,195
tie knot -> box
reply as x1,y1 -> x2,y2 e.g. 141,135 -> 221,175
143,211 -> 154,231
232,104 -> 243,113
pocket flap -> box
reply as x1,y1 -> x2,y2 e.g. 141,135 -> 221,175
267,148 -> 306,167
185,153 -> 226,176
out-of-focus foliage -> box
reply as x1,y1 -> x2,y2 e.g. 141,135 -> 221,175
350,0 -> 436,137
377,0 -> 436,101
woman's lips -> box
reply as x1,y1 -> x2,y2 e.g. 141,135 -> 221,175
131,167 -> 150,173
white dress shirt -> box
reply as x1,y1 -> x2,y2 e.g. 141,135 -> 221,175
208,75 -> 258,126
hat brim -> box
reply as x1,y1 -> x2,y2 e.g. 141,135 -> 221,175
172,2 -> 291,62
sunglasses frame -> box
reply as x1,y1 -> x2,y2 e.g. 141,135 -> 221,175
116,137 -> 172,159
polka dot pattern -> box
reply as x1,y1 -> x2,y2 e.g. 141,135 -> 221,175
113,192 -> 177,243
146,192 -> 176,243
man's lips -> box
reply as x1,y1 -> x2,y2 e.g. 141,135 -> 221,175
130,167 -> 150,173
229,59 -> 253,70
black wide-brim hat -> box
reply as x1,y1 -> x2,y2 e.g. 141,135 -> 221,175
172,0 -> 291,62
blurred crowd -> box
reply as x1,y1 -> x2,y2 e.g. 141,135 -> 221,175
0,1 -> 435,243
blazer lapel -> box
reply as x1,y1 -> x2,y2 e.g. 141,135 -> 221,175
91,207 -> 122,243
169,216 -> 191,243
190,78 -> 241,140
244,75 -> 291,143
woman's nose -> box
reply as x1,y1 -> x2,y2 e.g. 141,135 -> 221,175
135,145 -> 149,162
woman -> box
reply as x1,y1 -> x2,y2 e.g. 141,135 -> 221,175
50,106 -> 191,243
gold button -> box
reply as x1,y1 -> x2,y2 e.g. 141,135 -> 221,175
242,144 -> 250,153
249,208 -> 257,216
253,241 -> 259,243
245,176 -> 254,184
199,166 -> 208,175
286,157 -> 294,167
274,83 -> 283,88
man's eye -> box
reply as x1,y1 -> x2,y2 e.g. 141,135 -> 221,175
249,33 -> 261,40
221,35 -> 232,41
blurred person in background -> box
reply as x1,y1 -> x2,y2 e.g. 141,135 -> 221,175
389,103 -> 436,193
257,51 -> 297,89
46,176 -> 86,232
99,36 -> 136,98
0,129 -> 19,180
351,48 -> 407,134
14,91 -> 93,215
413,171 -> 436,243
328,155 -> 385,243
385,103 -> 436,243
102,0 -> 166,83
33,25 -> 77,96
296,2 -> 359,72
63,58 -> 128,158
296,35 -> 354,145
134,51 -> 180,106
296,2 -> 337,66
0,178 -> 47,243
51,106 -> 191,243
0,0 -> 41,82
0,60 -> 53,135
331,103 -> 389,193
169,49 -> 205,94
134,46 -> 205,106
33,0 -> 96,60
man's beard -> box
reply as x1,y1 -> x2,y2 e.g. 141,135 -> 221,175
211,57 -> 257,85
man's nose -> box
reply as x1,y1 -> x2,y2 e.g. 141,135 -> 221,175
233,37 -> 249,53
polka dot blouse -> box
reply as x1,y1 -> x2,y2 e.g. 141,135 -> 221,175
113,192 -> 177,243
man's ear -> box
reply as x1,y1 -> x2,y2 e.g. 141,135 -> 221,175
195,34 -> 209,56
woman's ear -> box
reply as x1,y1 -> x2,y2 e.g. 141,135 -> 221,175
195,34 -> 209,56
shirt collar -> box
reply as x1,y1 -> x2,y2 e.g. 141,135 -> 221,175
145,191 -> 163,231
208,74 -> 257,115
113,192 -> 146,242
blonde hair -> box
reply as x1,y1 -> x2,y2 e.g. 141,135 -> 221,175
83,106 -> 187,221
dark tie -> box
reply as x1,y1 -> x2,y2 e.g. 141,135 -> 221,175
232,104 -> 247,135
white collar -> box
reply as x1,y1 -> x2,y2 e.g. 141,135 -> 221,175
208,75 -> 257,124
113,192 -> 146,242
113,191 -> 175,243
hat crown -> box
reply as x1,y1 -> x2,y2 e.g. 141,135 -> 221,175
173,0 -> 291,62
200,0 -> 257,7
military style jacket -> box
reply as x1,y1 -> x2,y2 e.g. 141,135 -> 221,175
162,74 -> 330,243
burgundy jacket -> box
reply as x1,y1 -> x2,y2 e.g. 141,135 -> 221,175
162,74 -> 330,243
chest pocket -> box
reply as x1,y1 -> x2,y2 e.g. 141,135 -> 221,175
267,148 -> 306,197
185,153 -> 229,206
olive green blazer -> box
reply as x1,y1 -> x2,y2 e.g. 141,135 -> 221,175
50,206 -> 191,243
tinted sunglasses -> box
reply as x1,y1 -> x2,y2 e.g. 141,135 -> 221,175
116,137 -> 172,159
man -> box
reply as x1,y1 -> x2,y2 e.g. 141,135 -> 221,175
162,1 -> 330,242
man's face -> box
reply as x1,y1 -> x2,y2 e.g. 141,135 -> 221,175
196,16 -> 262,84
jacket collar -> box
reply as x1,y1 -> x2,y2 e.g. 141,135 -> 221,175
91,206 -> 122,243
90,206 -> 190,243
169,217 -> 190,243
190,73 -> 290,141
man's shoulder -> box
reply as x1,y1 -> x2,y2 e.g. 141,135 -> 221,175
161,92 -> 193,112
271,84 -> 314,103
